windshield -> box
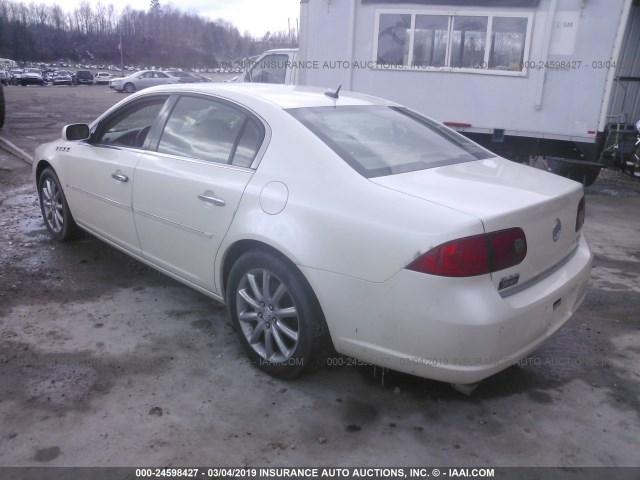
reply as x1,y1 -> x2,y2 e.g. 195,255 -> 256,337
288,106 -> 493,177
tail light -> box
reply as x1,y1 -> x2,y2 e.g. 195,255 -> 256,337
576,196 -> 585,232
406,228 -> 527,277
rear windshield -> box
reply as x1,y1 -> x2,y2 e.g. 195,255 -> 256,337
288,106 -> 492,177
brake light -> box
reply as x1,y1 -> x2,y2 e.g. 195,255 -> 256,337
576,196 -> 585,232
406,228 -> 527,277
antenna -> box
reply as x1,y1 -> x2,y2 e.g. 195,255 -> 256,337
324,85 -> 341,99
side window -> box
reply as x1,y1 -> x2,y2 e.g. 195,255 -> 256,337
157,96 -> 263,166
247,54 -> 288,84
232,118 -> 264,168
93,97 -> 167,148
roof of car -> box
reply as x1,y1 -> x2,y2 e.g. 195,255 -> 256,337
139,83 -> 396,110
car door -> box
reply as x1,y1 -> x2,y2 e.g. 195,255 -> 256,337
64,95 -> 170,252
150,71 -> 171,86
134,72 -> 154,89
133,94 -> 266,292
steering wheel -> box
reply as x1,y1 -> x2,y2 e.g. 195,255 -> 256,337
135,125 -> 152,147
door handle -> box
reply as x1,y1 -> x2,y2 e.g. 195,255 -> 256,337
198,192 -> 226,207
111,172 -> 129,183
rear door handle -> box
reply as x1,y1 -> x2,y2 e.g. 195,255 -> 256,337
198,191 -> 226,207
111,172 -> 129,183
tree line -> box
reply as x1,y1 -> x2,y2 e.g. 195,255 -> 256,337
0,0 -> 297,68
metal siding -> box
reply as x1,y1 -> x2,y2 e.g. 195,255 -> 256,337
361,0 -> 540,6
305,0 -> 628,141
608,0 -> 640,125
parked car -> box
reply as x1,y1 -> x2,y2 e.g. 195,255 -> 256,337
75,70 -> 94,85
163,70 -> 207,83
52,71 -> 74,86
21,68 -> 45,86
94,72 -> 113,85
191,73 -> 213,83
109,70 -> 179,93
32,84 -> 592,385
10,69 -> 23,85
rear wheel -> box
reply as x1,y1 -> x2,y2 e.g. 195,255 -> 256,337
226,249 -> 331,379
37,167 -> 81,241
123,82 -> 135,93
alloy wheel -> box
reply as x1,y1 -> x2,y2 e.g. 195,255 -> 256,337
41,177 -> 64,233
236,268 -> 300,363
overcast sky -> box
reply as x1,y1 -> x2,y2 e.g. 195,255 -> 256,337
34,0 -> 300,37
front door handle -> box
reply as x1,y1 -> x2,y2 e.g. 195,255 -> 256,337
111,172 -> 129,183
198,191 -> 226,207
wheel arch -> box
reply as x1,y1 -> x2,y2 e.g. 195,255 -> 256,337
220,239 -> 299,299
35,159 -> 54,185
221,238 -> 336,371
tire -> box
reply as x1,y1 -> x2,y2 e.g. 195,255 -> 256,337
123,82 -> 135,93
0,83 -> 5,128
226,249 -> 332,379
37,167 -> 81,242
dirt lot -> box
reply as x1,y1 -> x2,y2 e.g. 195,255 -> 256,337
0,85 -> 639,468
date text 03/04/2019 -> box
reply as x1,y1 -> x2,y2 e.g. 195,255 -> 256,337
135,467 -> 497,478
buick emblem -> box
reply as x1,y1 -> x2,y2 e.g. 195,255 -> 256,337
552,218 -> 562,242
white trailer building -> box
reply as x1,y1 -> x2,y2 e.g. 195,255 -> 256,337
246,0 -> 640,177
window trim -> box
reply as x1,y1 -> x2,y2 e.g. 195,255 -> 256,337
90,94 -> 171,151
372,8 -> 534,77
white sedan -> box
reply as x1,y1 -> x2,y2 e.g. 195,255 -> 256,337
32,84 -> 592,385
94,71 -> 113,85
109,70 -> 179,93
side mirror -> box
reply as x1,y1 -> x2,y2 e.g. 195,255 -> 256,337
62,123 -> 90,141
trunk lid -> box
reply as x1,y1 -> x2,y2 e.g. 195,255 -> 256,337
371,158 -> 584,291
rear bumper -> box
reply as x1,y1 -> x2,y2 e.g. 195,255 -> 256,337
302,234 -> 592,384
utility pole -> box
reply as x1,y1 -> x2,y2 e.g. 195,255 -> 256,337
119,33 -> 124,75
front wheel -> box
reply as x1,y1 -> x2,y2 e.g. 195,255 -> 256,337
226,249 -> 331,379
123,83 -> 135,93
37,167 -> 81,241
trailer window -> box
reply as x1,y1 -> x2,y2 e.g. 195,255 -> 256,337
451,16 -> 488,69
413,15 -> 449,67
288,106 -> 492,178
374,10 -> 532,76
377,14 -> 411,66
489,17 -> 528,70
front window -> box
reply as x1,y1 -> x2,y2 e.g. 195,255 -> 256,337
246,54 -> 289,84
375,10 -> 532,75
288,106 -> 492,178
94,97 -> 168,148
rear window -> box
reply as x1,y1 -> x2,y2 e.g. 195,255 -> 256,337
288,106 -> 492,177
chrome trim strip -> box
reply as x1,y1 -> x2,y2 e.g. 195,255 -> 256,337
133,208 -> 214,239
499,240 -> 580,298
70,186 -> 132,211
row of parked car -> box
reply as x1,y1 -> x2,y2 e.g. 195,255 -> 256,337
0,68 -> 111,86
0,68 -> 214,89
